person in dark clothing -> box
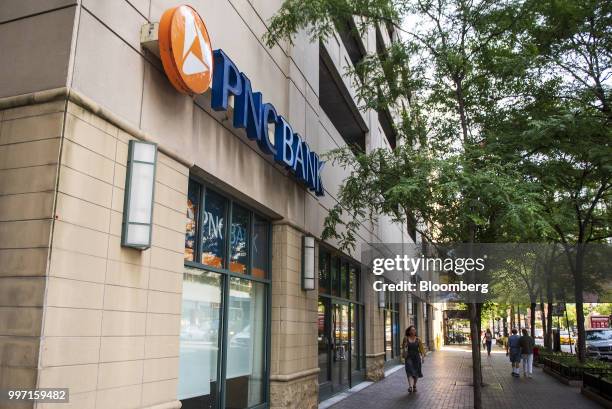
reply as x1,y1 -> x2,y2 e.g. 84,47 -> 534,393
519,328 -> 535,378
482,328 -> 493,356
402,326 -> 425,394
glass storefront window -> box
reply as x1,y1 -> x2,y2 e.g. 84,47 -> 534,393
182,179 -> 270,409
384,310 -> 392,360
384,285 -> 400,361
318,299 -> 329,384
252,215 -> 269,279
201,189 -> 226,268
330,256 -> 339,297
350,304 -> 360,371
319,251 -> 329,294
318,249 -> 360,301
226,277 -> 266,408
393,310 -> 400,357
317,247 -> 364,400
349,266 -> 358,301
340,263 -> 349,299
178,267 -> 221,408
230,204 -> 249,274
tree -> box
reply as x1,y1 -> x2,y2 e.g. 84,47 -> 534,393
593,303 -> 612,317
265,1 -> 544,407
490,248 -> 542,337
494,0 -> 612,362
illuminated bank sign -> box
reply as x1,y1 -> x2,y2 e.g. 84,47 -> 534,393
159,5 -> 324,196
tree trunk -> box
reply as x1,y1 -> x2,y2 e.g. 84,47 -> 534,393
574,246 -> 586,362
540,298 -> 547,347
530,301 -> 536,338
510,305 -> 515,329
545,260 -> 554,350
546,302 -> 554,350
468,302 -> 482,409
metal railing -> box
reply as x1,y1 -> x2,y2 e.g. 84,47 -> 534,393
583,371 -> 612,401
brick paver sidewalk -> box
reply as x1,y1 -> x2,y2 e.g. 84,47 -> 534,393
326,345 -> 601,409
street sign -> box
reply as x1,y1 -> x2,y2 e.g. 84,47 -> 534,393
591,316 -> 610,328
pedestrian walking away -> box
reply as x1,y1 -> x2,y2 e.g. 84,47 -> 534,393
519,328 -> 535,378
482,328 -> 493,357
402,325 -> 425,394
506,328 -> 521,377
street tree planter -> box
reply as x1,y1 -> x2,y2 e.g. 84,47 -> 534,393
582,372 -> 612,409
542,356 -> 612,386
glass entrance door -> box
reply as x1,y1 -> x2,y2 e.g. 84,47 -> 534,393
318,299 -> 332,398
331,303 -> 349,393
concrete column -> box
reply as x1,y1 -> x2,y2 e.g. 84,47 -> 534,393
363,272 -> 384,381
269,224 -> 318,409
0,100 -> 65,409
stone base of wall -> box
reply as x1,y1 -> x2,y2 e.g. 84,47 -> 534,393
270,374 -> 318,409
365,355 -> 385,381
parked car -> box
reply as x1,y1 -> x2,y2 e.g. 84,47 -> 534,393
585,328 -> 612,361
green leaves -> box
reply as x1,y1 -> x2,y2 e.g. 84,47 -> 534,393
264,0 -> 610,250
264,0 -> 397,47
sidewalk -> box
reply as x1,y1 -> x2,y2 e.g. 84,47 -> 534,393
324,345 -> 601,409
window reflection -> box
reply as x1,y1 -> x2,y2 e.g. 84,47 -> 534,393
319,252 -> 329,294
341,263 -> 349,299
230,204 -> 249,274
178,268 -> 221,408
226,278 -> 265,408
350,304 -> 362,372
181,180 -> 270,409
318,300 -> 329,384
185,181 -> 200,261
330,256 -> 339,297
349,266 -> 358,301
252,216 -> 269,278
201,190 -> 226,268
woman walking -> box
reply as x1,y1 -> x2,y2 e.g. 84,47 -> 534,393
402,326 -> 425,394
482,328 -> 493,357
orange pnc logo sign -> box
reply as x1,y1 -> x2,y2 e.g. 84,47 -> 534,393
159,5 -> 213,95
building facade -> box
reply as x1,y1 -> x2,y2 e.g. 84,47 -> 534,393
0,2 -> 440,408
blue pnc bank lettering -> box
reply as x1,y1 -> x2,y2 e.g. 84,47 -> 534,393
211,49 -> 324,196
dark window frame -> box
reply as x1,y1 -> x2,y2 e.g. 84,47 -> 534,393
316,243 -> 365,398
183,177 -> 272,409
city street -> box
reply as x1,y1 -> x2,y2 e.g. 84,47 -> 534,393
323,346 -> 601,409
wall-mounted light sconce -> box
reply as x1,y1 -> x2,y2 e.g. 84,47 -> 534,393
302,236 -> 315,290
121,140 -> 158,249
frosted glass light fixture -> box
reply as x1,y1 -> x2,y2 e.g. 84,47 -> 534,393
302,236 -> 316,290
122,140 -> 157,249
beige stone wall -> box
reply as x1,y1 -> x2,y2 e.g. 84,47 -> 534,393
269,374 -> 318,409
365,355 -> 385,382
0,5 -> 76,98
0,100 -> 66,409
363,272 -> 386,381
20,101 -> 189,409
269,224 -> 319,408
363,273 -> 384,356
